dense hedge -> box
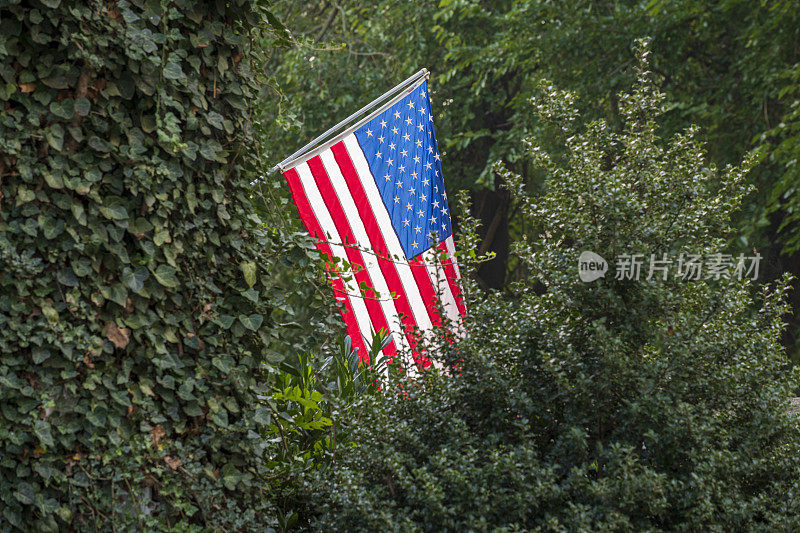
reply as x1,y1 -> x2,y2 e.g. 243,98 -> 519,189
0,1 -> 284,529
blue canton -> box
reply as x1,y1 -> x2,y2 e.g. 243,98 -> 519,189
354,80 -> 451,259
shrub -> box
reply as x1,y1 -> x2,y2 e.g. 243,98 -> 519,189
0,1 -> 292,529
298,45 -> 800,531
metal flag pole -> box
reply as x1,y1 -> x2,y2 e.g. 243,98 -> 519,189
271,68 -> 429,174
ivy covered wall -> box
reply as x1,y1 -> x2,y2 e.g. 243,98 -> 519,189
0,0 -> 284,528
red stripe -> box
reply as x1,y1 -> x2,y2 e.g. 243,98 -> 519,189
437,241 -> 467,316
409,256 -> 443,328
283,167 -> 369,360
331,141 -> 421,353
306,156 -> 397,361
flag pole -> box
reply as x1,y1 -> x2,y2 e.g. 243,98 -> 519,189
271,68 -> 429,173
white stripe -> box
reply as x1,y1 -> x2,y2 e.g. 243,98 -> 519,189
444,236 -> 462,281
318,149 -> 412,353
343,134 -> 433,332
295,162 -> 375,347
422,246 -> 461,326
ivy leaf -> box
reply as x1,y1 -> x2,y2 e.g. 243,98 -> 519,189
163,61 -> 185,80
46,124 -> 64,151
13,481 -> 35,505
122,265 -> 150,292
241,261 -> 257,287
49,98 -> 74,119
153,264 -> 179,288
238,314 -> 263,331
88,136 -> 112,153
34,420 -> 55,448
74,97 -> 91,116
101,284 -> 128,307
216,314 -> 235,329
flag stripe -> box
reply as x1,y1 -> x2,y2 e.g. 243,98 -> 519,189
439,237 -> 467,316
315,150 -> 410,356
295,162 -> 376,355
330,142 -> 421,353
343,134 -> 434,333
283,167 -> 370,358
422,246 -> 461,326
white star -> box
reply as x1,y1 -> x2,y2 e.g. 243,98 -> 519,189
413,156 -> 420,164
405,117 -> 413,126
412,241 -> 419,248
394,196 -> 400,204
408,187 -> 416,195
417,209 -> 424,218
387,158 -> 394,166
389,142 -> 396,151
417,124 -> 424,132
380,120 -> 387,128
424,162 -> 432,170
394,110 -> 401,119
375,151 -> 382,159
420,193 -> 427,202
434,153 -> 440,161
435,170 -> 439,177
407,101 -> 415,109
419,107 -> 426,115
406,202 -> 413,211
384,173 -> 391,181
403,219 -> 410,227
403,133 -> 411,142
415,139 -> 422,148
442,207 -> 448,215
429,113 -> 433,121
415,225 -> 422,234
429,215 -> 437,224
432,199 -> 440,208
442,222 -> 447,231
396,179 -> 403,188
427,146 -> 433,154
378,135 -> 385,143
422,178 -> 430,186
400,149 -> 408,157
366,128 -> 373,137
434,185 -> 439,192
392,127 -> 399,135
411,171 -> 418,179
398,165 -> 405,173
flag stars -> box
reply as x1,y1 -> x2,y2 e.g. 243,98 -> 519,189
419,107 -> 426,115
432,199 -> 440,209
394,110 -> 401,119
378,135 -> 385,143
417,124 -> 424,132
422,178 -> 430,186
394,196 -> 400,204
412,241 -> 419,249
387,158 -> 394,166
424,162 -> 432,170
415,139 -> 422,148
403,218 -> 410,227
407,101 -> 415,109
375,151 -> 382,159
434,153 -> 440,161
406,202 -> 413,211
403,133 -> 411,142
405,117 -> 413,126
420,193 -> 427,202
392,127 -> 399,135
384,173 -> 391,181
417,209 -> 424,218
389,142 -> 396,151
411,171 -> 418,179
408,186 -> 416,196
366,128 -> 373,137
429,113 -> 433,122
380,119 -> 387,128
398,165 -> 405,173
429,215 -> 438,224
396,179 -> 403,188
427,146 -> 433,154
400,149 -> 408,158
415,225 -> 422,234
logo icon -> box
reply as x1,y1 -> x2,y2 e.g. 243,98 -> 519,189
578,251 -> 607,282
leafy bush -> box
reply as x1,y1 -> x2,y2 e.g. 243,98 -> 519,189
0,1 -> 301,529
297,47 -> 800,531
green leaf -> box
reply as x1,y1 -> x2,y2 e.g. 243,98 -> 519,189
88,136 -> 112,153
46,124 -> 64,151
163,61 -> 185,80
49,98 -> 74,119
101,284 -> 128,307
74,97 -> 91,116
14,481 -> 35,505
122,265 -> 150,292
153,264 -> 179,288
238,314 -> 263,331
241,261 -> 257,287
34,420 -> 55,448
216,315 -> 235,329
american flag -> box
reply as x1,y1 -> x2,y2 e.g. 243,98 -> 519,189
281,80 -> 465,361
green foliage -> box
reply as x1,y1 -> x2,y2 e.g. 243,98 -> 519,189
296,49 -> 800,531
0,1 -> 306,529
